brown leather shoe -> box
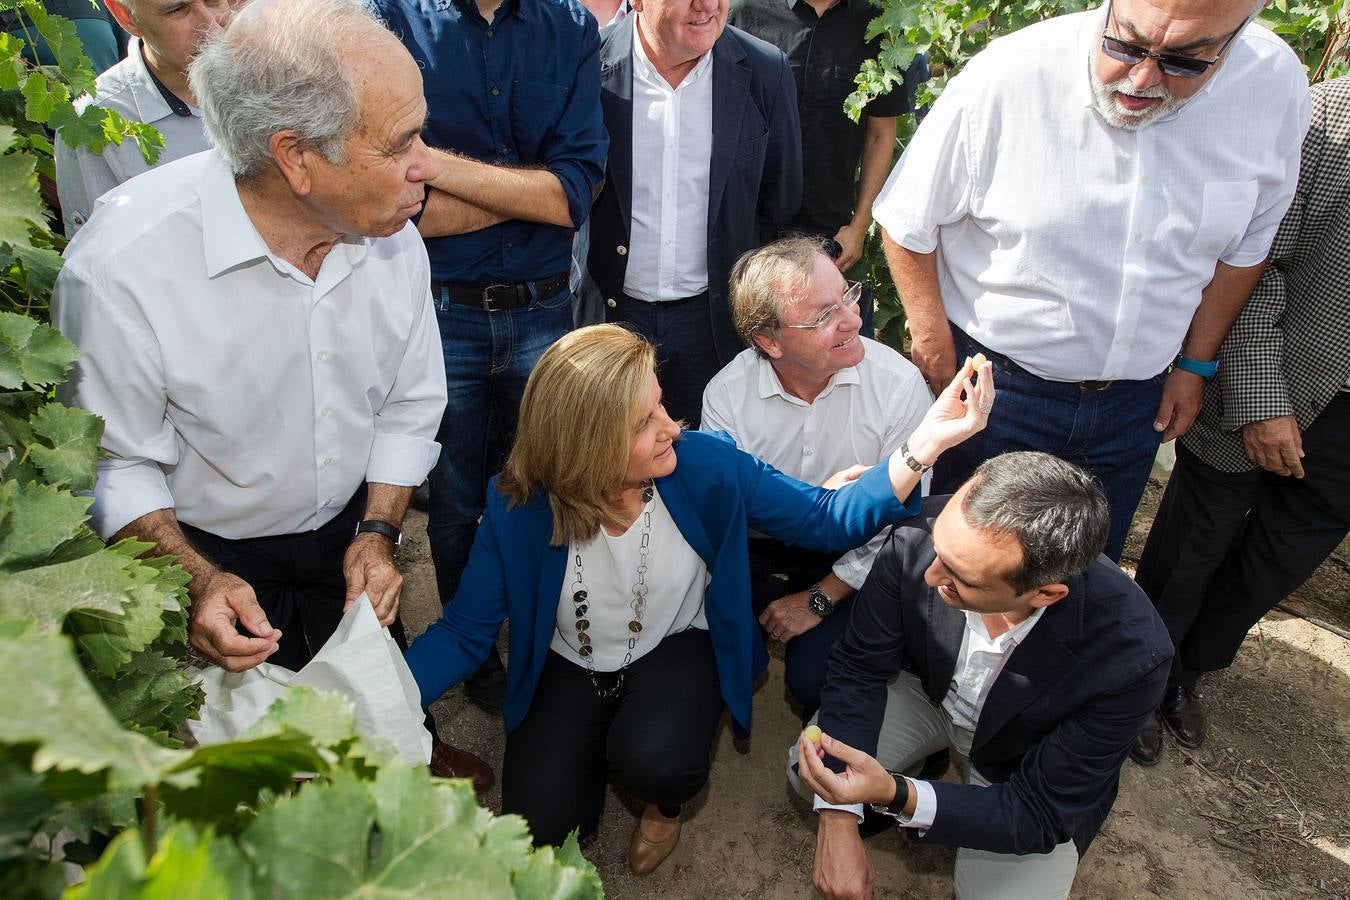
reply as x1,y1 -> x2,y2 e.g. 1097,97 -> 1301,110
628,804 -> 681,876
1159,684 -> 1205,749
1130,711 -> 1164,766
428,741 -> 494,792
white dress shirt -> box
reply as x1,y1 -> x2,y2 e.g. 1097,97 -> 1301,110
873,11 -> 1309,382
814,606 -> 1045,827
55,38 -> 212,236
551,486 -> 709,669
701,339 -> 931,588
623,17 -> 714,302
53,150 -> 446,540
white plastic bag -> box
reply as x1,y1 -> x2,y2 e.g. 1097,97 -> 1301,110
187,594 -> 432,765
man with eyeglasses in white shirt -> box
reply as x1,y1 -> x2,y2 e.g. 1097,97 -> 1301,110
702,237 -> 930,720
874,0 -> 1310,565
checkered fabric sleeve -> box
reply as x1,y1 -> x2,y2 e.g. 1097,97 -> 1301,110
1183,76 -> 1350,473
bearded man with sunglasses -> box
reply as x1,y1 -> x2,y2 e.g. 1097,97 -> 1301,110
873,0 -> 1309,566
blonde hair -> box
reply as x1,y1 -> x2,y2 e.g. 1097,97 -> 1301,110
498,325 -> 660,546
728,236 -> 826,357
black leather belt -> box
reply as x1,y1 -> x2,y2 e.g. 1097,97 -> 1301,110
434,272 -> 569,312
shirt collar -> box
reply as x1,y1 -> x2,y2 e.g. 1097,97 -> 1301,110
789,0 -> 848,9
198,151 -> 369,284
455,0 -> 527,22
755,353 -> 861,405
140,44 -> 192,118
964,605 -> 1045,649
124,37 -> 198,124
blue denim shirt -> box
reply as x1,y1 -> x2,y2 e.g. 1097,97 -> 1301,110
374,0 -> 608,286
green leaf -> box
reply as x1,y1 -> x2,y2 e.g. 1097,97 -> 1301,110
0,479 -> 91,571
0,311 -> 79,389
0,150 -> 46,250
0,747 -> 56,859
42,785 -> 137,843
27,401 -> 102,490
11,242 -> 64,301
160,731 -> 329,828
125,120 -> 165,167
91,651 -> 201,745
0,34 -> 26,91
0,633 -> 190,790
0,389 -> 40,452
20,72 -> 63,126
50,101 -> 109,152
69,822 -> 255,900
245,686 -> 358,749
22,0 -> 96,98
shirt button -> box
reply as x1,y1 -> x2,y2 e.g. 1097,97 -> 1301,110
323,457 -> 334,466
485,27 -> 494,37
606,298 -> 617,309
804,449 -> 813,456
490,84 -> 500,96
315,351 -> 329,362
319,407 -> 331,417
1134,233 -> 1143,243
323,497 -> 334,508
617,245 -> 627,256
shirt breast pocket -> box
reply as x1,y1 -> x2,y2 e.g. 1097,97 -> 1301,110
511,80 -> 569,162
1187,180 -> 1258,259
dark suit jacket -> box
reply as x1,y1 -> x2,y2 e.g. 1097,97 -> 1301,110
587,19 -> 802,364
819,496 -> 1173,857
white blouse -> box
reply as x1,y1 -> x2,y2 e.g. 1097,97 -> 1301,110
550,486 -> 709,670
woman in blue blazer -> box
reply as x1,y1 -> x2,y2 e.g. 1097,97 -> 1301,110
405,324 -> 993,873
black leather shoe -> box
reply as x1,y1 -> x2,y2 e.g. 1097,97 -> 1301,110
1130,711 -> 1164,766
1160,684 -> 1205,748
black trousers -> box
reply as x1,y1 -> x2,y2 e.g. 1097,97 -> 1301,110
608,291 -> 719,429
1135,393 -> 1350,688
748,538 -> 853,718
500,629 -> 724,847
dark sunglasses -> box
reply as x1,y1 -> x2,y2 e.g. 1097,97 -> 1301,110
1101,0 -> 1249,78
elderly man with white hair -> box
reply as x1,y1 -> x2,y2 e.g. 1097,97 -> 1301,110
52,0 -> 491,789
55,0 -> 240,235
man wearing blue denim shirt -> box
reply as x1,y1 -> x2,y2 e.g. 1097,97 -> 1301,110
372,1 -> 608,657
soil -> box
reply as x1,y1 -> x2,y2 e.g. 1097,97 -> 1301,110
398,476 -> 1350,899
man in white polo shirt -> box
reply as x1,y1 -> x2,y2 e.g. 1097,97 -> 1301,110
55,0 -> 240,235
874,0 -> 1309,561
702,237 -> 930,717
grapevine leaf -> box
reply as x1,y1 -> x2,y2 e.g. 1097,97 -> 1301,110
0,633 -> 190,789
160,731 -> 329,828
0,747 -> 55,858
28,401 -> 102,490
0,311 -> 79,389
123,119 -> 164,167
51,101 -> 109,152
0,150 -> 46,251
245,686 -> 358,749
91,651 -> 201,744
20,72 -> 60,125
512,839 -> 605,900
0,388 -> 40,450
0,479 -> 91,571
42,786 -> 137,843
11,242 -> 64,300
69,822 -> 255,900
22,0 -> 96,98
0,34 -> 25,91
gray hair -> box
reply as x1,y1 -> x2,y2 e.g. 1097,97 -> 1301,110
188,0 -> 379,180
728,236 -> 830,357
961,452 -> 1110,593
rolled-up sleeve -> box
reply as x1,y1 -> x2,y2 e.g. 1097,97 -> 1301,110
367,240 -> 447,487
52,264 -> 177,538
543,17 -> 609,230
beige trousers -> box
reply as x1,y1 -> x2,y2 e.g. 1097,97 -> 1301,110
790,671 -> 1080,900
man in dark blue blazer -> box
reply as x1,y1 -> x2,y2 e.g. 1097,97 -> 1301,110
796,452 -> 1172,899
587,0 -> 802,426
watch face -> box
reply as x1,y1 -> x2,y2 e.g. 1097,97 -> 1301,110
808,588 -> 833,617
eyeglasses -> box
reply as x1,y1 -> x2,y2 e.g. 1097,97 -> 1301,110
1101,0 -> 1249,78
779,281 -> 864,331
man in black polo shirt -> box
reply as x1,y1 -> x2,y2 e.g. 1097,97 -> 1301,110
728,0 -> 926,334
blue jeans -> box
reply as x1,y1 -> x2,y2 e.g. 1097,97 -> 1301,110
934,327 -> 1167,562
427,287 -> 572,601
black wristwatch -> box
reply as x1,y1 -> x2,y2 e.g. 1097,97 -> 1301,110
354,519 -> 401,547
806,582 -> 835,618
869,771 -> 911,820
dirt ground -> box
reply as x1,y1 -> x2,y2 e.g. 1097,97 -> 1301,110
398,476 -> 1350,900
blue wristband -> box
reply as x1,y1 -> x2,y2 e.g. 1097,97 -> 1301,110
1174,355 -> 1219,378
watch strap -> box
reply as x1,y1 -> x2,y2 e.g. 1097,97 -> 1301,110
900,441 -> 932,474
870,771 -> 910,819
807,582 -> 835,618
354,519 -> 401,546
1174,354 -> 1219,378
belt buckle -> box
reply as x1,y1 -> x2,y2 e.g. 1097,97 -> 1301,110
1080,379 -> 1113,392
480,283 -> 514,312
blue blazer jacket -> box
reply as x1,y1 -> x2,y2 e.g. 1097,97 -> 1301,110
586,18 -> 803,364
406,431 -> 917,737
819,496 -> 1174,858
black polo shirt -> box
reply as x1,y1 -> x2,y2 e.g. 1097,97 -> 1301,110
728,0 -> 922,235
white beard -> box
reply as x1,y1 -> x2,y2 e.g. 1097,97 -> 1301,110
1090,72 -> 1182,129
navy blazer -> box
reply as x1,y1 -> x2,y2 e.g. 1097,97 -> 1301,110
586,19 -> 802,364
406,431 -> 918,738
819,497 -> 1173,858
